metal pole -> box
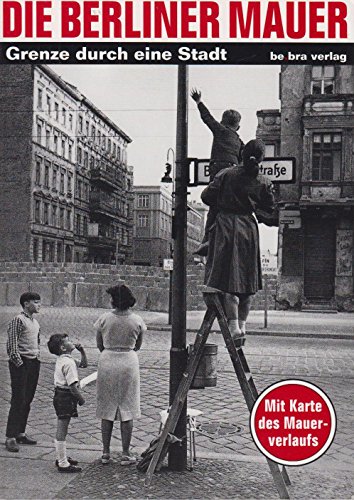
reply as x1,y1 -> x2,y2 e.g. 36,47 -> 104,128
168,65 -> 188,471
168,269 -> 173,325
264,274 -> 268,329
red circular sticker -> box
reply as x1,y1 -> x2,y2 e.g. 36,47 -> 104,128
250,380 -> 336,466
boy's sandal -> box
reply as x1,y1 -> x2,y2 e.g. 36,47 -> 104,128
57,464 -> 82,473
101,454 -> 112,465
55,457 -> 78,467
121,455 -> 137,466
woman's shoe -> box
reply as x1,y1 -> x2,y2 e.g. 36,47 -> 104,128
121,455 -> 137,466
232,333 -> 246,348
101,454 -> 112,465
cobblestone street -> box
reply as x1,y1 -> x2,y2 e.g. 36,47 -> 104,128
1,306 -> 354,498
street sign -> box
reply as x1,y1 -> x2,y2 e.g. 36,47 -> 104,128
279,210 -> 301,228
259,158 -> 296,183
163,258 -> 174,271
188,157 -> 296,186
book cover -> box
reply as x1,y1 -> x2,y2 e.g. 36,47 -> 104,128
0,0 -> 353,498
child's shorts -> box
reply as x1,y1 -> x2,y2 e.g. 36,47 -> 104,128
53,387 -> 78,419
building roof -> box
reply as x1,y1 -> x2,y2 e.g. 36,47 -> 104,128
38,65 -> 132,143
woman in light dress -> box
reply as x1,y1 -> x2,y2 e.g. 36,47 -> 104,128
95,284 -> 146,465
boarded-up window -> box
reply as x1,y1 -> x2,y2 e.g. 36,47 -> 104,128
282,228 -> 303,276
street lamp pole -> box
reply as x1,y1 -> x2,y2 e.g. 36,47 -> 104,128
167,148 -> 175,326
168,65 -> 189,470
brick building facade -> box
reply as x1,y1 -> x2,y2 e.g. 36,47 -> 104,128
0,65 -> 133,264
257,65 -> 354,311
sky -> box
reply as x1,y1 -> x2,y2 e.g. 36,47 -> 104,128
50,64 -> 280,252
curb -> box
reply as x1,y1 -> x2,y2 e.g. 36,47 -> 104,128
147,325 -> 354,340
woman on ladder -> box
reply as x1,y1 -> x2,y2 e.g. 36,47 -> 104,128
201,139 -> 278,343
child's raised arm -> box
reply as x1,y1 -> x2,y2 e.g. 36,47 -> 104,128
75,343 -> 88,368
190,88 -> 202,103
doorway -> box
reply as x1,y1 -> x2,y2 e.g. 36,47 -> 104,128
304,218 -> 336,300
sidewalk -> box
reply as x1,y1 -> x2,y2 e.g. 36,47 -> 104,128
145,309 -> 354,339
1,442 -> 353,499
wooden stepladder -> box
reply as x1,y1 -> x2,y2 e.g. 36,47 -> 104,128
144,292 -> 291,499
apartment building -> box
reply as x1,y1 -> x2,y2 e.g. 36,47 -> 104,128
0,65 -> 133,263
257,65 -> 354,311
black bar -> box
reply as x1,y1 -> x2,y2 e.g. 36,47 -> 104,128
0,42 -> 352,65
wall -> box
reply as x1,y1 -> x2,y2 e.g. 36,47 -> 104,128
0,66 -> 34,261
0,262 -> 277,312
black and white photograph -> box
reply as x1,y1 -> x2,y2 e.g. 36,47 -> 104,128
0,0 -> 354,498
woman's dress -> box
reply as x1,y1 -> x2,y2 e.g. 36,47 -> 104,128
95,310 -> 146,422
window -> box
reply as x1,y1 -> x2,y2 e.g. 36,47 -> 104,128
107,138 -> 111,153
52,167 -> 57,190
35,160 -> 41,185
69,113 -> 73,130
33,239 -> 38,262
78,116 -> 83,132
53,134 -> 58,154
68,141 -> 73,162
66,209 -> 71,230
55,102 -> 59,120
265,144 -> 276,157
44,203 -> 49,225
62,107 -> 66,125
138,214 -> 149,227
35,200 -> 41,222
60,208 -> 65,229
117,146 -> 121,161
312,133 -> 342,181
44,162 -> 50,188
83,216 -> 88,235
138,194 -> 149,208
85,120 -> 90,135
113,143 -> 116,157
38,88 -> 43,109
97,130 -> 101,144
84,152 -> 88,168
46,95 -> 51,114
37,122 -> 42,144
52,205 -> 57,226
67,173 -> 72,194
46,128 -> 51,149
77,146 -> 82,165
76,214 -> 81,234
77,180 -> 82,199
60,171 -> 65,193
311,66 -> 335,95
57,242 -> 63,262
92,125 -> 96,138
